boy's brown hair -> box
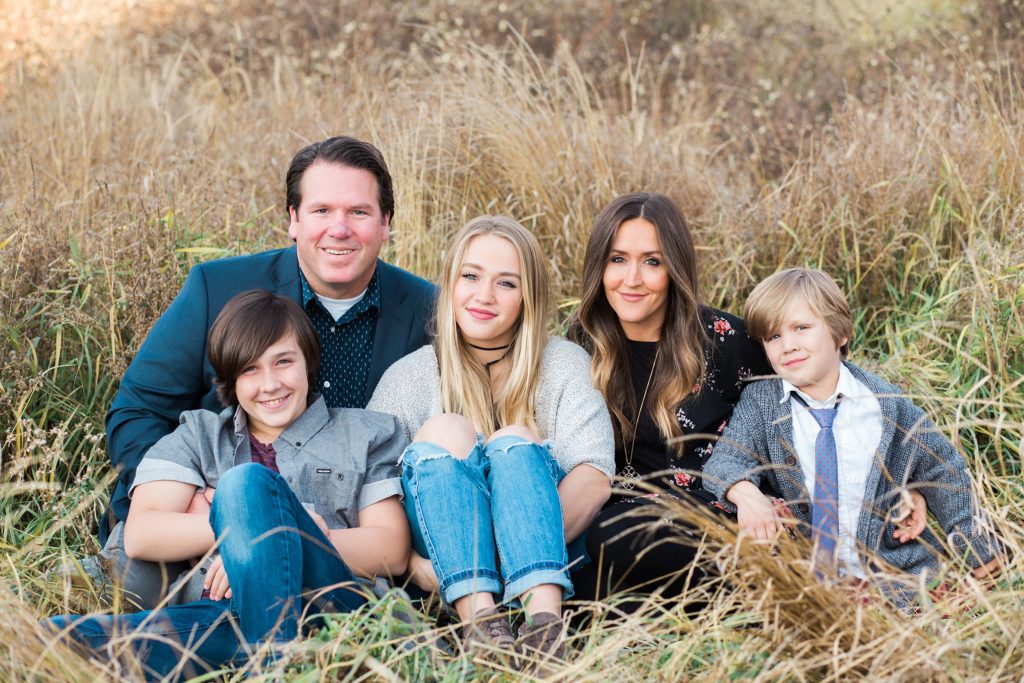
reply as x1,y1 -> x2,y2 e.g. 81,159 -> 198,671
744,267 -> 853,356
207,290 -> 321,406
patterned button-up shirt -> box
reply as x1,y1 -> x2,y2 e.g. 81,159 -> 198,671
299,268 -> 380,408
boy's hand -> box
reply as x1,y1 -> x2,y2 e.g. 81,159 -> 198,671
186,487 -> 216,516
407,551 -> 439,593
203,555 -> 232,601
727,480 -> 783,540
306,508 -> 331,538
893,489 -> 927,543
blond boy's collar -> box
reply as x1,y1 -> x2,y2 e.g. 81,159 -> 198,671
779,363 -> 857,407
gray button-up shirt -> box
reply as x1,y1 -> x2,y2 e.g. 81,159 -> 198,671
132,395 -> 406,528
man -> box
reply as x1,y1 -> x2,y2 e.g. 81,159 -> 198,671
103,136 -> 436,541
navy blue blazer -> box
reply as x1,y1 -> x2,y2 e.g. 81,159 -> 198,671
104,246 -> 436,532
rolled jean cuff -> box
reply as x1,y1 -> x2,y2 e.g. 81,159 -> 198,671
504,564 -> 574,604
441,569 -> 504,605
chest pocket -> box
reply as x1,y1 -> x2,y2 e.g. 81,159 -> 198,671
294,462 -> 362,530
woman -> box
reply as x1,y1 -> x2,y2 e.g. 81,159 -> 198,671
368,216 -> 614,663
567,192 -> 772,608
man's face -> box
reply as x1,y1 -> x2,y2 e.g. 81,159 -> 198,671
288,162 -> 390,300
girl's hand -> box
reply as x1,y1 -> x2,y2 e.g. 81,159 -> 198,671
203,555 -> 232,601
407,551 -> 439,593
893,489 -> 927,543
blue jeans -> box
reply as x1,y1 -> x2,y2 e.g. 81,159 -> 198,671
402,435 -> 573,605
47,464 -> 367,681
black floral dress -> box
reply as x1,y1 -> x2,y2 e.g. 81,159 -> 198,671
571,306 -> 772,605
614,306 -> 772,510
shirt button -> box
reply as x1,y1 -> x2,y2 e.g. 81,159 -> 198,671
784,455 -> 797,465
337,473 -> 345,481
295,441 -> 302,447
798,503 -> 810,514
323,381 -> 331,388
330,326 -> 336,333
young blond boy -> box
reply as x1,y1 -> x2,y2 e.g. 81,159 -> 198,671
703,268 -> 1001,601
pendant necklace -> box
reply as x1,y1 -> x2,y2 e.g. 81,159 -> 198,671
620,345 -> 659,491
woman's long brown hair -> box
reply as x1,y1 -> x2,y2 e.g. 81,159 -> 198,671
569,192 -> 707,452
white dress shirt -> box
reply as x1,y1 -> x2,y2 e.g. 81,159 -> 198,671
781,364 -> 883,577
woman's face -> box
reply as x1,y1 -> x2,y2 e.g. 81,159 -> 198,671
452,233 -> 524,348
602,217 -> 670,342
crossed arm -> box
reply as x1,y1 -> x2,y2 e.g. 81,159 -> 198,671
123,479 -> 410,597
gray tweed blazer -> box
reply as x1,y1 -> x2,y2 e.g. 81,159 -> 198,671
703,361 -> 1001,585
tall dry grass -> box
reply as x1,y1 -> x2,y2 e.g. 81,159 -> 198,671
1,0 -> 1022,680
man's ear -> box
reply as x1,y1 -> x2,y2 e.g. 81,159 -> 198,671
288,206 -> 299,242
381,213 -> 391,242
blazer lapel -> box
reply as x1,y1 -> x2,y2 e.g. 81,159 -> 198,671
366,261 -> 414,403
272,245 -> 302,303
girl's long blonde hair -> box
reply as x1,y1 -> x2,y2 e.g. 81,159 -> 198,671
434,215 -> 550,436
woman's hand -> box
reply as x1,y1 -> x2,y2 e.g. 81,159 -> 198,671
203,555 -> 233,601
893,489 -> 927,543
407,551 -> 439,593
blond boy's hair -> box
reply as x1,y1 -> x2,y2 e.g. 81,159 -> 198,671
744,268 -> 853,356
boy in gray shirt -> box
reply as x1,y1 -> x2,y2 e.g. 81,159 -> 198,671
49,290 -> 410,679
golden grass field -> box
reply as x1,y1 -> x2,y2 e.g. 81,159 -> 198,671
1,0 -> 1022,680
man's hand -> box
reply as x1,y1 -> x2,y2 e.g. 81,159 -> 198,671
727,480 -> 783,541
893,489 -> 927,543
407,551 -> 439,593
203,555 -> 232,601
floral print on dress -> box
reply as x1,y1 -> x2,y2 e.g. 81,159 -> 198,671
694,443 -> 714,461
709,315 -> 736,342
674,471 -> 694,488
675,407 -> 696,430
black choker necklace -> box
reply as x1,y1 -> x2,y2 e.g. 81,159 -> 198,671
466,341 -> 512,351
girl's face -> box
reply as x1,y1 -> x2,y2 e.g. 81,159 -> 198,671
602,217 -> 670,342
235,333 -> 309,444
452,233 -> 524,348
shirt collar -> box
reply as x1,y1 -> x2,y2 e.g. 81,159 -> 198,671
298,265 -> 381,317
779,362 -> 854,408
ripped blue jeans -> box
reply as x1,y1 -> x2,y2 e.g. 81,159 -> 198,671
402,435 -> 573,606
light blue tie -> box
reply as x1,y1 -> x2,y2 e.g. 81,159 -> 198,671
808,404 -> 840,574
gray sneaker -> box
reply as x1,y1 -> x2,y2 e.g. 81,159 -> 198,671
517,611 -> 565,675
461,608 -> 517,662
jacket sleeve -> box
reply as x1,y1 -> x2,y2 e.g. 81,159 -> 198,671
702,386 -> 772,509
902,401 -> 1003,568
105,266 -> 212,523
